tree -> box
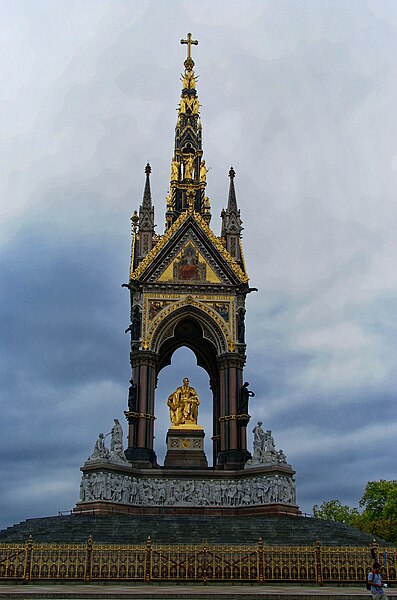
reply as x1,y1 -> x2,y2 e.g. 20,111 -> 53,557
356,480 -> 397,543
359,480 -> 397,521
312,481 -> 397,543
313,499 -> 359,525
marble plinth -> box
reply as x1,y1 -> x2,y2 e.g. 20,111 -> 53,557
164,427 -> 208,469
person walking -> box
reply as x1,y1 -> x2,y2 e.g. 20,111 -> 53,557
368,561 -> 388,600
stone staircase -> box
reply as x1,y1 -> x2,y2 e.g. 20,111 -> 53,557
0,514 -> 384,546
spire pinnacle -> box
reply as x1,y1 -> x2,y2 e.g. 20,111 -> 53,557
180,33 -> 198,70
227,167 -> 238,212
164,34 -> 211,228
142,162 -> 152,208
221,167 -> 243,264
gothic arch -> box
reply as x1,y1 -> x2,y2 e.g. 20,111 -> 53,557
156,317 -> 218,382
148,300 -> 230,357
153,311 -> 223,467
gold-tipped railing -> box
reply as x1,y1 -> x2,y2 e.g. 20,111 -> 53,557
0,537 -> 395,583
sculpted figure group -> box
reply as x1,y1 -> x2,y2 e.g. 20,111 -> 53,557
80,472 -> 296,507
170,156 -> 209,183
247,421 -> 288,467
179,95 -> 199,115
87,419 -> 128,465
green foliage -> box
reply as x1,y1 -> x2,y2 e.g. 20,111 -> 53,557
359,480 -> 397,521
313,481 -> 397,544
358,480 -> 397,543
353,517 -> 397,544
312,499 -> 359,525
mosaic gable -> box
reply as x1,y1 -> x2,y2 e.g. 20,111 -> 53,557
157,240 -> 221,283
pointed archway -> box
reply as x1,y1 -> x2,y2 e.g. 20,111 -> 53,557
155,345 -> 211,464
156,317 -> 220,466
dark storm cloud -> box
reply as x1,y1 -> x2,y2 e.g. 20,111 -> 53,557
1,226 -> 129,386
0,232 -> 134,527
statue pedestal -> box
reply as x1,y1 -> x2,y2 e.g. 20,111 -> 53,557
164,427 -> 208,469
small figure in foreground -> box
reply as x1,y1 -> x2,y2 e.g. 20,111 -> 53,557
368,562 -> 388,600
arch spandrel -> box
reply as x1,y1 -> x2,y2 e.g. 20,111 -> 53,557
156,318 -> 219,382
145,297 -> 233,355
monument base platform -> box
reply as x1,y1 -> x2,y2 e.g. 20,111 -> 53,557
77,462 -> 298,516
164,427 -> 208,469
74,500 -> 299,517
0,514 -> 382,546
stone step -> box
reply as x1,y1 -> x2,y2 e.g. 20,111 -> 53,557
0,514 -> 385,546
0,583 -> 388,600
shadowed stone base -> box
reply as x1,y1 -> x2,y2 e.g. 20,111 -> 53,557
124,447 -> 158,468
74,501 -> 299,516
164,428 -> 208,469
216,449 -> 252,470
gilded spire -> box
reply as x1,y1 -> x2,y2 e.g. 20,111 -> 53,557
164,33 -> 212,229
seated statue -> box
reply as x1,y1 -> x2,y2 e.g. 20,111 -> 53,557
88,432 -> 109,461
167,377 -> 200,427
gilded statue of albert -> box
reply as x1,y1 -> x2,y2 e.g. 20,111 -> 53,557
167,377 -> 200,427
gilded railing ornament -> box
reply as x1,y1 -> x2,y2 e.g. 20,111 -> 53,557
2,539 -> 391,584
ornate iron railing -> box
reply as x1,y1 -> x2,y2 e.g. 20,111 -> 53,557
0,537 -> 395,583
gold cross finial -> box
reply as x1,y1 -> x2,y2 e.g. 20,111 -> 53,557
181,33 -> 198,60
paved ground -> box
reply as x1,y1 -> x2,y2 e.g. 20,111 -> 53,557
0,584 -> 395,600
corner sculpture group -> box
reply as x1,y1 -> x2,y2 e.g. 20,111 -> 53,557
88,419 -> 128,465
246,421 -> 288,467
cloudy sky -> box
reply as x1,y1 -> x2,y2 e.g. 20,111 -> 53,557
1,0 -> 397,532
